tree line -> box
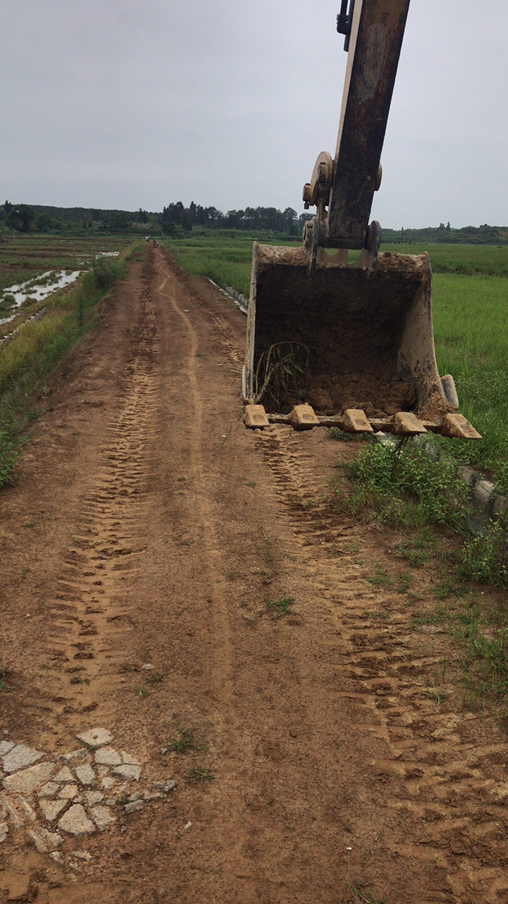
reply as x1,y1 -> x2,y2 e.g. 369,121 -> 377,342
0,200 -> 308,238
160,201 -> 306,236
1,199 -> 506,245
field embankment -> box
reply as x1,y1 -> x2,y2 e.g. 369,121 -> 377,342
0,236 -> 141,485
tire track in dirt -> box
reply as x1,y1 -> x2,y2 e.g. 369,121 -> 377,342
44,256 -> 159,722
151,255 -> 397,902
156,255 -> 508,902
256,424 -> 508,903
155,257 -> 235,701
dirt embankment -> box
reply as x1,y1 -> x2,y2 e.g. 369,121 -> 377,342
0,247 -> 507,904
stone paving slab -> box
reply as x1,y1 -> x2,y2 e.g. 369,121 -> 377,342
2,744 -> 44,774
76,728 -> 113,749
0,727 -> 177,868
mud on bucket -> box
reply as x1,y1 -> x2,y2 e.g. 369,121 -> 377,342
243,242 -> 448,421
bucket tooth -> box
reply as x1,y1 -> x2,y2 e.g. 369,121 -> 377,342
442,413 -> 482,440
394,412 -> 427,435
289,404 -> 320,430
244,404 -> 269,429
341,409 -> 374,434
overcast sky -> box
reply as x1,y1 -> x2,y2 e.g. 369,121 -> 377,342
2,0 -> 507,228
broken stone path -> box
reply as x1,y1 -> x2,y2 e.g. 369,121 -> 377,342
0,727 -> 176,866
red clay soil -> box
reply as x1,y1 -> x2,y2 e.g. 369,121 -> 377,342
0,246 -> 507,904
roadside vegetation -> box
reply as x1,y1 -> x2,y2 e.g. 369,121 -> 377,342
0,236 -> 142,486
165,232 -> 276,298
327,435 -> 508,719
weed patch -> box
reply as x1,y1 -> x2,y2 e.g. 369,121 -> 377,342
172,729 -> 202,754
459,519 -> 508,587
342,441 -> 469,529
134,685 -> 149,697
365,563 -> 393,587
266,596 -> 294,619
0,430 -> 23,488
186,767 -> 214,784
345,878 -> 387,904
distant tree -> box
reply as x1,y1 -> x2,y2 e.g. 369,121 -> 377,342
106,210 -> 130,232
282,207 -> 298,234
136,208 -> 149,224
35,213 -> 54,233
8,204 -> 33,232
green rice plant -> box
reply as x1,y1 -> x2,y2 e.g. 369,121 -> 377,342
382,242 -> 508,277
431,273 -> 508,491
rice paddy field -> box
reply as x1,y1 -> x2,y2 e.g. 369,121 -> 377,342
0,234 -> 133,333
166,234 -> 508,492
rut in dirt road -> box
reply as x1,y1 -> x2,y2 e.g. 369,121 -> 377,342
45,256 -> 160,718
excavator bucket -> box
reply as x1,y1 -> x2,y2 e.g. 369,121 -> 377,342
243,243 -> 480,438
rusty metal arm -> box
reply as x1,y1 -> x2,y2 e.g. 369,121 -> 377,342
303,0 -> 411,253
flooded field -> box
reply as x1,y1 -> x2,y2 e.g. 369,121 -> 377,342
0,235 -> 130,335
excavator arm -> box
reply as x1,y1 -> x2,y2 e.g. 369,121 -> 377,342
243,0 -> 480,440
304,0 -> 410,253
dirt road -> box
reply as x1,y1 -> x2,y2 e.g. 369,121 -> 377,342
0,247 -> 507,903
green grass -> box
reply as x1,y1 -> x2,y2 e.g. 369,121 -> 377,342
431,273 -> 508,490
337,441 -> 470,531
164,235 -> 254,296
266,595 -> 294,619
412,590 -> 508,715
336,439 -> 507,587
172,729 -> 202,754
